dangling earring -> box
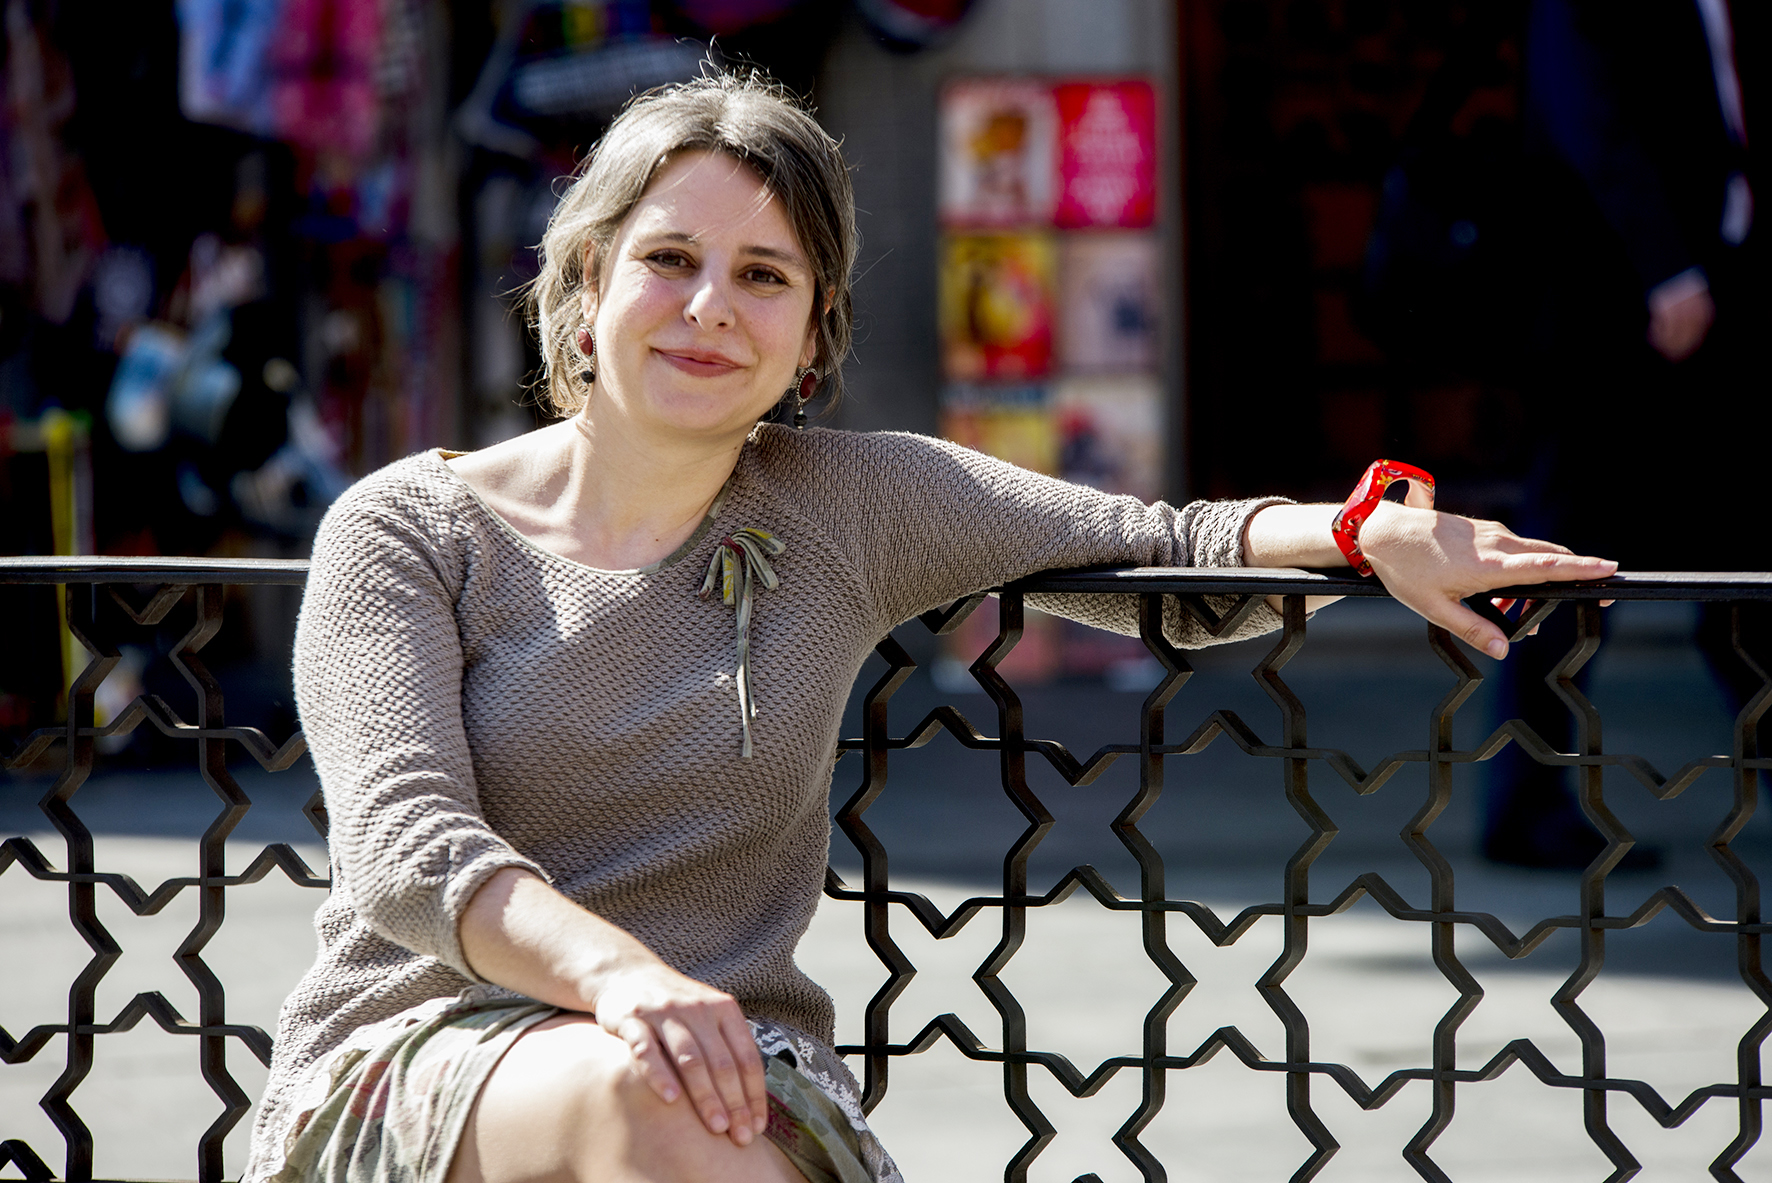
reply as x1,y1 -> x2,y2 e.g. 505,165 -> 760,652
791,367 -> 817,429
574,323 -> 596,383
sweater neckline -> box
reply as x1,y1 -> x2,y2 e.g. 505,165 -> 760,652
429,448 -> 734,577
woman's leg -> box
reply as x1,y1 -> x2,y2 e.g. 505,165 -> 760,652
445,1013 -> 808,1183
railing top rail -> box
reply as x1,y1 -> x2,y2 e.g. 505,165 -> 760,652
0,555 -> 312,585
1013,567 -> 1772,600
3,555 -> 1769,600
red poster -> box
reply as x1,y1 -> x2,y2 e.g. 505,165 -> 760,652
1054,81 -> 1157,230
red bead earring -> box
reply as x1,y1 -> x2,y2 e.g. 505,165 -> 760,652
793,368 -> 818,429
574,323 -> 595,383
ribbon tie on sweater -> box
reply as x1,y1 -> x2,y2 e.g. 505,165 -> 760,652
698,527 -> 785,757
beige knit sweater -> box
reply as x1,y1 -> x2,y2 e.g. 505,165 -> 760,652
250,424 -> 1285,1169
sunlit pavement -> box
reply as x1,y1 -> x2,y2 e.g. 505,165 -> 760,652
4,599 -> 1768,1180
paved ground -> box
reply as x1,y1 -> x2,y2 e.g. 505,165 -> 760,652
4,599 -> 1770,1181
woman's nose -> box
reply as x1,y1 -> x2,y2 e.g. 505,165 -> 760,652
684,274 -> 735,329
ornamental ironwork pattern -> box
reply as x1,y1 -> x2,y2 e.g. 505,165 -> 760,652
2,558 -> 1769,1183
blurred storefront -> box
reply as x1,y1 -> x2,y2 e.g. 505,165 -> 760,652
1181,0 -> 1539,514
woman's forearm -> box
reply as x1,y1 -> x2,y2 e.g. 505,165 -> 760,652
1240,503 -> 1344,568
1241,503 -> 1347,614
458,866 -> 658,1012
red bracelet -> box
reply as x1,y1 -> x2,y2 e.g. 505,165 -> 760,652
1331,459 -> 1436,576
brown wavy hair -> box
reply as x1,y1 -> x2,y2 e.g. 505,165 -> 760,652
527,70 -> 859,418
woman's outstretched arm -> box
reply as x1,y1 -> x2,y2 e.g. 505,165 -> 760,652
1242,502 -> 1618,659
458,866 -> 770,1149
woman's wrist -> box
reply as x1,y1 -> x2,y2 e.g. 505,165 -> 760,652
1353,500 -> 1431,572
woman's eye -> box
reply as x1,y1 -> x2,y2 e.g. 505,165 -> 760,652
743,268 -> 786,285
648,250 -> 692,268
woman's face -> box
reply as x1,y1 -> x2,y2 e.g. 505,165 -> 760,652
581,150 -> 819,441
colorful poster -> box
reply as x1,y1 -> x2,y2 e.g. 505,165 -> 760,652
938,233 -> 1056,381
938,80 -> 1058,228
1054,81 -> 1157,229
1058,233 -> 1159,373
1053,375 -> 1164,502
938,384 -> 1058,475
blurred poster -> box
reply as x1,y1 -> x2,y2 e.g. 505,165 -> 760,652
1058,233 -> 1159,372
938,80 -> 1057,228
1054,80 -> 1157,229
939,233 -> 1056,380
1053,375 -> 1164,502
938,383 -> 1058,474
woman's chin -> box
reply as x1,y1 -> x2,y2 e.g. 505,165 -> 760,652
640,396 -> 779,441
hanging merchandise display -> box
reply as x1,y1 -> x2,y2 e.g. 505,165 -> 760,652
270,0 -> 384,161
1,0 -> 108,328
937,74 -> 1166,684
166,0 -> 458,499
176,0 -> 281,136
457,1 -> 708,159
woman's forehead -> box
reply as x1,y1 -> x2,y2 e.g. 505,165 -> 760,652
623,151 -> 803,256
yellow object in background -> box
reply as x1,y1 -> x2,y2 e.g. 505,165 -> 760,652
11,408 -> 95,713
938,233 -> 1057,382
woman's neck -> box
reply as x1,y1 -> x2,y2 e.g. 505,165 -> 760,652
446,406 -> 748,571
565,409 -> 745,566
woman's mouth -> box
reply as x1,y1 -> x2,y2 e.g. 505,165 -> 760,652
656,348 -> 743,376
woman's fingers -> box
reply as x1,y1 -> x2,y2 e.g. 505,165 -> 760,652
690,1009 -> 758,1146
617,1014 -> 683,1103
1490,533 -> 1575,557
722,1010 -> 771,1137
1493,549 -> 1617,582
656,1014 -> 738,1138
652,1008 -> 766,1146
1433,596 -> 1513,659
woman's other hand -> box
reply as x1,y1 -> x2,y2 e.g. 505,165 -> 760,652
1358,502 -> 1617,658
590,963 -> 770,1147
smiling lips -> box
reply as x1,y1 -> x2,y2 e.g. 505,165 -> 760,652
656,347 -> 745,376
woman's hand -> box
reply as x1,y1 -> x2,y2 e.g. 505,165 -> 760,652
589,961 -> 770,1147
1358,501 -> 1617,658
457,867 -> 768,1148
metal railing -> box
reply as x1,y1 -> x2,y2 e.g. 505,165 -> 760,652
2,556 -> 1768,1183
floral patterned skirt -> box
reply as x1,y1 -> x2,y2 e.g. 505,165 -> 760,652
245,994 -> 900,1183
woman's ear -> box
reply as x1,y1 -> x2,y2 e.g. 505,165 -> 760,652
798,291 -> 830,370
579,243 -> 600,324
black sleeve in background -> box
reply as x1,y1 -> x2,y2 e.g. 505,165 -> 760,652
1526,0 -> 1697,293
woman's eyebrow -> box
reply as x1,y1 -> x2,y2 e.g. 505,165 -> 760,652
640,231 -> 806,269
741,245 -> 808,268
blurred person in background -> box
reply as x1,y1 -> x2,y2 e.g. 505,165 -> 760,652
1483,0 -> 1765,867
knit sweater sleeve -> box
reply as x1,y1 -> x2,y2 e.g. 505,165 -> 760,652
292,470 -> 546,980
790,428 -> 1291,646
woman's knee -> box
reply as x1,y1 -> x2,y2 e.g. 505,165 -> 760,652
448,1014 -> 628,1183
452,1014 -> 802,1183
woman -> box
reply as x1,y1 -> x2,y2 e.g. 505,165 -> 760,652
244,73 -> 1614,1183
